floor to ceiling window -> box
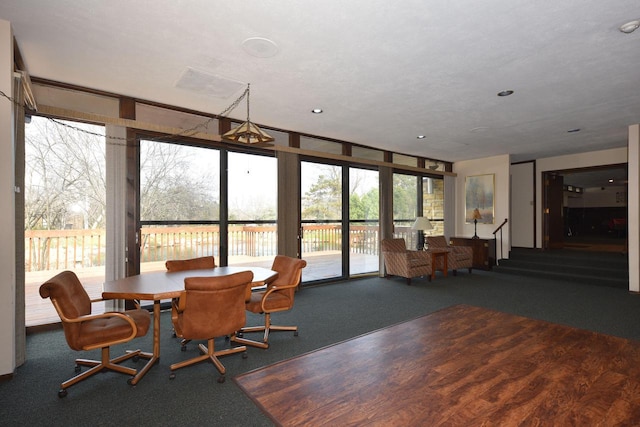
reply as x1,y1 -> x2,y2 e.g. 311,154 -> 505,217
349,167 -> 379,275
24,117 -> 106,326
423,176 -> 445,237
393,172 -> 419,250
139,140 -> 277,271
300,161 -> 344,281
227,151 -> 277,268
139,140 -> 220,270
392,172 -> 444,250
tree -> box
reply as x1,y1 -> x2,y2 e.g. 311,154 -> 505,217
393,174 -> 418,221
139,141 -> 219,221
302,166 -> 342,220
25,117 -> 106,231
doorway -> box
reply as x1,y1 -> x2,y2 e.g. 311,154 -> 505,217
543,165 -> 628,253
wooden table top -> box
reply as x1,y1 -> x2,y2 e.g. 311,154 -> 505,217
102,266 -> 278,301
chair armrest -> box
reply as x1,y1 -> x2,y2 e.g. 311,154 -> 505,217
51,299 -> 139,348
174,291 -> 187,313
407,250 -> 431,263
258,281 -> 298,312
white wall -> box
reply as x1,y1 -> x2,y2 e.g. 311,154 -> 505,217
0,19 -> 16,376
535,147 -> 628,248
511,162 -> 535,248
453,154 -> 511,257
566,186 -> 627,208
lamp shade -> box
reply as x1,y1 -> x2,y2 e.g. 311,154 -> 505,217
222,120 -> 274,144
411,217 -> 433,231
472,208 -> 482,221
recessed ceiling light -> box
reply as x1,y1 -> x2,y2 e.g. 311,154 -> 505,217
497,90 -> 514,97
619,19 -> 640,34
609,179 -> 614,183
567,128 -> 581,133
241,37 -> 280,58
311,108 -> 323,114
417,135 -> 426,139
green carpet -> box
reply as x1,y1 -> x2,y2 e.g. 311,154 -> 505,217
3,270 -> 640,426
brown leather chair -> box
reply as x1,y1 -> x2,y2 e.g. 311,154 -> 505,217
165,255 -> 216,272
380,238 -> 432,285
165,256 -> 216,340
426,236 -> 473,275
169,270 -> 253,383
232,255 -> 307,349
39,271 -> 151,398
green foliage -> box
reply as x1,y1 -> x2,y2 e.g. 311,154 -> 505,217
393,174 -> 418,220
302,170 -> 342,220
350,187 -> 379,220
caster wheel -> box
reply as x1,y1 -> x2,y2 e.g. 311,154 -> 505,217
181,345 -> 187,352
242,352 -> 248,359
127,378 -> 136,386
132,355 -> 140,363
75,365 -> 81,374
225,335 -> 230,341
294,331 -> 299,337
169,373 -> 176,380
58,389 -> 68,398
217,375 -> 226,383
172,332 -> 177,338
237,332 -> 244,338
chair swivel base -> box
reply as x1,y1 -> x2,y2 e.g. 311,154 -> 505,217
58,347 -> 149,398
232,324 -> 298,349
169,339 -> 247,383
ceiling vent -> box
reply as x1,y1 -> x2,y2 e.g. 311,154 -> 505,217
175,67 -> 245,99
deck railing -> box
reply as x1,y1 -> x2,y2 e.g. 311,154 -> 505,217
25,224 -> 385,272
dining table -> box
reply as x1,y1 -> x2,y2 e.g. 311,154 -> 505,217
102,265 -> 279,385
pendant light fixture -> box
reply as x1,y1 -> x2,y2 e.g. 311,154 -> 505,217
222,83 -> 274,145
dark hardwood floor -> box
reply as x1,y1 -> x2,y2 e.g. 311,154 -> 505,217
235,304 -> 640,426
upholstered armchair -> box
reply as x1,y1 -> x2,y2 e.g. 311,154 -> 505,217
170,270 -> 253,383
232,255 -> 307,349
39,270 -> 151,398
426,236 -> 473,275
380,238 -> 432,285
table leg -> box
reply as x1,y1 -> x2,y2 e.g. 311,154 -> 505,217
128,300 -> 159,385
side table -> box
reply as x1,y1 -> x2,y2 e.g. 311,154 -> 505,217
429,250 -> 448,280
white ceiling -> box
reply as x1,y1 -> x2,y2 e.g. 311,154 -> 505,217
1,1 -> 639,165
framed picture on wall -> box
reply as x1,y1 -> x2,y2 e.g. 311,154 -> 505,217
465,174 -> 495,224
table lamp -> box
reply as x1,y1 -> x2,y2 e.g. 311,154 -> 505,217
472,208 -> 482,239
411,216 -> 433,250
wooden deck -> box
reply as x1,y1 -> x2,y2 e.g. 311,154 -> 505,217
26,252 -> 379,326
235,304 -> 640,426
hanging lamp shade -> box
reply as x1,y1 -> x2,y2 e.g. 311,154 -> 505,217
222,83 -> 274,145
222,120 -> 274,144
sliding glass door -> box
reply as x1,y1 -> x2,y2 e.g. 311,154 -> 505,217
300,161 -> 343,281
227,151 -> 277,268
349,167 -> 379,275
139,140 -> 220,270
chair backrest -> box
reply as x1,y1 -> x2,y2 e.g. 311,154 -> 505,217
39,270 -> 92,349
380,238 -> 407,253
426,236 -> 448,249
165,256 -> 216,272
269,255 -> 307,301
179,270 -> 253,340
